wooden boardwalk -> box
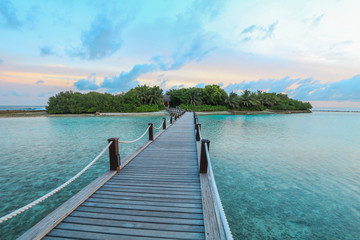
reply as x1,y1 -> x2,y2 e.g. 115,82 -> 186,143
20,112 -> 231,240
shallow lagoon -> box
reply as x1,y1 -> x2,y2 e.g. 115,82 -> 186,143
0,112 -> 359,239
199,112 -> 360,239
0,115 -> 166,239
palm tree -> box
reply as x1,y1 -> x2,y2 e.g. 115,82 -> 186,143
226,92 -> 239,109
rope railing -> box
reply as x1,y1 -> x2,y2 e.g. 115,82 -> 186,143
0,142 -> 112,224
118,125 -> 151,144
153,119 -> 165,130
195,112 -> 233,240
0,115 -> 174,225
204,142 -> 233,239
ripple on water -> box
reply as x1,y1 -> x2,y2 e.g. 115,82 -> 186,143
0,115 -> 167,239
200,112 -> 360,240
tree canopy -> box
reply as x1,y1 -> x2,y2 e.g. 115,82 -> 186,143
167,86 -> 312,111
46,84 -> 312,114
46,85 -> 165,114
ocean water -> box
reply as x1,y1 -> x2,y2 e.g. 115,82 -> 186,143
0,106 -> 46,111
1,112 -> 359,239
199,112 -> 360,239
0,115 -> 167,239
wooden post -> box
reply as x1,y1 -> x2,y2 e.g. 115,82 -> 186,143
196,124 -> 201,141
170,115 -> 173,124
175,114 -> 178,120
107,138 -> 120,172
200,139 -> 210,173
193,112 -> 196,124
162,117 -> 166,129
148,123 -> 154,141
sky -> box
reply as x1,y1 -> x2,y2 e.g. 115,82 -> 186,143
1,0 -> 360,107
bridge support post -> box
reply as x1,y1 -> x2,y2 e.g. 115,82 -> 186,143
107,138 -> 120,172
162,117 -> 166,129
148,123 -> 154,141
196,124 -> 201,141
170,115 -> 173,124
200,139 -> 210,173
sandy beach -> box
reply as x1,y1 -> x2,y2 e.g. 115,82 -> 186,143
0,110 -> 170,118
0,109 -> 312,118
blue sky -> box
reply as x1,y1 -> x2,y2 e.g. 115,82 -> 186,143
1,0 -> 360,106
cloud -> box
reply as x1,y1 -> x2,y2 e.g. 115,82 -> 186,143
72,0 -> 222,91
68,14 -> 131,60
307,75 -> 360,101
313,14 -> 324,25
241,21 -> 278,41
224,75 -> 360,101
74,73 -> 100,90
36,80 -> 45,85
74,34 -> 216,91
38,91 -> 53,98
0,0 -> 22,28
2,91 -> 29,97
0,58 -> 3,64
40,46 -> 55,56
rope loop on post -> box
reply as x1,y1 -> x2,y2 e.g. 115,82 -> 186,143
153,118 -> 165,130
118,125 -> 151,144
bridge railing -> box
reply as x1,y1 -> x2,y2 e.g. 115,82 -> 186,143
0,112 -> 186,224
194,111 -> 233,240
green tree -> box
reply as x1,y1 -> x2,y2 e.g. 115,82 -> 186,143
187,88 -> 203,105
202,85 -> 227,105
226,92 -> 240,109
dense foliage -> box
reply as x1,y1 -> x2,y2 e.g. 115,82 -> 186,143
47,84 -> 312,114
167,86 -> 312,111
46,85 -> 165,114
179,104 -> 228,111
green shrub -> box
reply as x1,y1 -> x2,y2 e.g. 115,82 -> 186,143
179,104 -> 228,111
135,104 -> 160,112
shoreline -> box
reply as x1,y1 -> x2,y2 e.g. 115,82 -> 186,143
0,110 -> 169,118
0,109 -> 312,118
195,109 -> 312,115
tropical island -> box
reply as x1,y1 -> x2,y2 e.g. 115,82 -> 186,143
45,84 -> 312,114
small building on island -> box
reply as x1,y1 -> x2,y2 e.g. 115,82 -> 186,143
163,94 -> 170,107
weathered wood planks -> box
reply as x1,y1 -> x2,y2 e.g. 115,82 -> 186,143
19,112 -> 230,240
20,112 -> 206,240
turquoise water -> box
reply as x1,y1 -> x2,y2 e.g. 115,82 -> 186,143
0,115 -> 167,239
0,105 -> 46,110
199,112 -> 360,239
1,112 -> 359,239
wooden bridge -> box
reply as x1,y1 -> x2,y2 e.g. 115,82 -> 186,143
16,111 -> 232,240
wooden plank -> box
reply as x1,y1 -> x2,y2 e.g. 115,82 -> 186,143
18,170 -> 116,240
86,197 -> 202,209
105,180 -> 201,189
99,186 -> 201,195
90,192 -> 202,204
55,222 -> 205,239
63,216 -> 205,233
110,176 -> 200,183
46,228 -> 181,240
81,201 -> 203,213
94,190 -> 202,200
102,184 -> 201,192
200,174 -> 221,240
70,210 -> 204,226
76,206 -> 204,220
